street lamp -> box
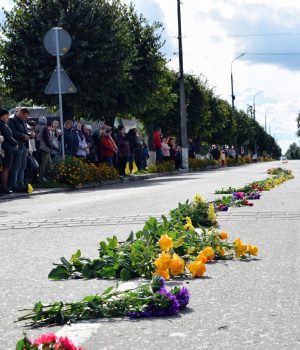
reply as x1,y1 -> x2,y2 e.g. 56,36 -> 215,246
253,90 -> 263,121
231,52 -> 246,110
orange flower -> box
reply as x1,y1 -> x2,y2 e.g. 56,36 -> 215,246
159,234 -> 173,252
154,251 -> 171,270
195,252 -> 208,264
219,231 -> 229,240
170,253 -> 185,276
187,260 -> 206,278
201,246 -> 215,261
247,244 -> 258,256
234,238 -> 248,257
216,246 -> 226,256
154,268 -> 170,280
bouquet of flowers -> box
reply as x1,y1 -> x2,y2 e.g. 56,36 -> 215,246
16,333 -> 84,350
17,277 -> 190,327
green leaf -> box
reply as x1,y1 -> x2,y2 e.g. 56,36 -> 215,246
60,257 -> 73,271
101,286 -> 114,295
48,265 -> 71,280
71,249 -> 81,263
82,264 -> 96,279
120,268 -> 134,281
97,266 -> 117,278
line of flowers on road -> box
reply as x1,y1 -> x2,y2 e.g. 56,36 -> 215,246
47,196 -> 257,282
48,167 -> 292,282
17,276 -> 189,328
15,167 -> 293,348
213,167 -> 294,211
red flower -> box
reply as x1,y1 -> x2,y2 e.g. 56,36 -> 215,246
32,333 -> 57,346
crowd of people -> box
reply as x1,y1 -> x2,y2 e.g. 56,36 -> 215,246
0,107 -> 202,195
0,107 -> 153,194
210,144 -> 246,167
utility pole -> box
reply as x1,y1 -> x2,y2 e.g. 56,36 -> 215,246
177,0 -> 188,169
265,112 -> 267,132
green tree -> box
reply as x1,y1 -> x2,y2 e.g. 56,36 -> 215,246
0,0 -> 165,123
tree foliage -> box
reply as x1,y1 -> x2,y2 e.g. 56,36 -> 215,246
0,0 -> 165,122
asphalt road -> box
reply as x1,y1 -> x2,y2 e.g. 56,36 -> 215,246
0,161 -> 299,350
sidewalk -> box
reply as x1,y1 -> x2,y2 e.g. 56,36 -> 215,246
0,168 -> 191,201
0,161 -> 273,201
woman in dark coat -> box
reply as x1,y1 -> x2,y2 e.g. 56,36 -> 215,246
116,125 -> 130,176
0,109 -> 18,194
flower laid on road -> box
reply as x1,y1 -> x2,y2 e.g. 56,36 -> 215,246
183,216 -> 194,230
219,231 -> 229,240
159,234 -> 173,251
215,168 -> 294,194
170,253 -> 185,276
187,260 -> 206,277
16,333 -> 84,350
233,238 -> 259,258
17,276 -> 190,326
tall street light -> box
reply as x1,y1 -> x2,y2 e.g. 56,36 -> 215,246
253,90 -> 263,121
177,0 -> 188,169
231,52 -> 246,110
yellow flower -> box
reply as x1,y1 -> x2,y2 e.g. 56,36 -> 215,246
183,216 -> 194,231
187,260 -> 206,277
247,244 -> 258,256
207,203 -> 217,225
194,194 -> 205,204
216,246 -> 226,256
170,253 -> 185,276
195,252 -> 208,264
154,268 -> 170,280
154,251 -> 171,270
219,231 -> 229,240
234,238 -> 248,257
159,234 -> 173,252
201,246 -> 215,261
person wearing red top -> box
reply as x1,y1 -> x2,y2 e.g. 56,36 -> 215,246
99,127 -> 118,166
153,127 -> 162,164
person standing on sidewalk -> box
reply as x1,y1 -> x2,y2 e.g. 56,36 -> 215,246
116,125 -> 130,176
0,108 -> 18,194
153,127 -> 163,164
8,107 -> 34,192
36,116 -> 52,181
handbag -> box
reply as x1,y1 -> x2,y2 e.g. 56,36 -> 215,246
51,139 -> 59,150
28,154 -> 39,170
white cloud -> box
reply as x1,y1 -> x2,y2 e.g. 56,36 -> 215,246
2,0 -> 300,152
129,0 -> 300,153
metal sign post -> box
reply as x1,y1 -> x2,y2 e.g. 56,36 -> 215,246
43,27 -> 76,160
55,27 -> 65,159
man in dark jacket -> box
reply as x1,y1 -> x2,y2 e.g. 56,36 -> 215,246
8,107 -> 34,191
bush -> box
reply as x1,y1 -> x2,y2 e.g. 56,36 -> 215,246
238,157 -> 245,165
226,158 -> 238,167
52,157 -> 119,186
148,160 -> 175,173
244,155 -> 252,164
188,158 -> 219,170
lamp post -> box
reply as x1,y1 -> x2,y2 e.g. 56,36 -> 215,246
253,90 -> 263,121
177,0 -> 188,169
231,52 -> 246,110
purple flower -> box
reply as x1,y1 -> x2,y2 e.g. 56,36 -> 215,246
232,192 -> 244,200
127,287 -> 181,318
173,287 -> 190,310
249,192 -> 260,200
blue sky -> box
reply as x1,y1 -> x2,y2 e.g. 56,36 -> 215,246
2,0 -> 300,152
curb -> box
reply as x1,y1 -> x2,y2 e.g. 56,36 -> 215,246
0,169 -> 189,201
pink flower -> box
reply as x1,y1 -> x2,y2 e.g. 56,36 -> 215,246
32,333 -> 57,346
54,336 -> 85,350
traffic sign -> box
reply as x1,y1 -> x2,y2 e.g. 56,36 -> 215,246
44,66 -> 77,94
43,28 -> 72,56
